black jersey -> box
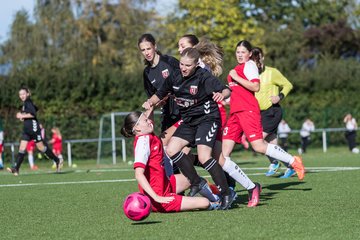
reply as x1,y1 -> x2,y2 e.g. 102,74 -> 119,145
156,67 -> 227,125
21,98 -> 42,142
143,55 -> 180,117
22,98 -> 38,124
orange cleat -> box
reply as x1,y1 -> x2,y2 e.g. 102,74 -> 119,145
291,156 -> 305,180
31,165 -> 38,170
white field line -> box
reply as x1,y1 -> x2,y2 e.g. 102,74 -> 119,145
0,167 -> 359,188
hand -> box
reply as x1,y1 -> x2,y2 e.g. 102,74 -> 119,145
212,92 -> 224,102
270,95 -> 280,104
142,100 -> 152,110
154,195 -> 175,204
16,112 -> 24,121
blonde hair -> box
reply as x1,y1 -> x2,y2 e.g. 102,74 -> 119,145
194,38 -> 224,77
52,127 -> 62,137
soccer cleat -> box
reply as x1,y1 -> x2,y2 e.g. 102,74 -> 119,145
247,182 -> 261,208
31,165 -> 38,170
220,194 -> 234,210
7,167 -> 19,176
56,159 -> 64,173
229,187 -> 238,202
208,201 -> 221,210
188,178 -> 207,197
280,168 -> 296,178
291,156 -> 305,180
265,162 -> 280,176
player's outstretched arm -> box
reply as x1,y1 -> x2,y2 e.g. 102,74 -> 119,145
134,167 -> 174,204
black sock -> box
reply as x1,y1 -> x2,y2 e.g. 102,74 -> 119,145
267,156 -> 278,165
170,151 -> 201,185
225,172 -> 236,189
14,151 -> 26,171
188,153 -> 202,167
203,158 -> 230,196
43,147 -> 59,164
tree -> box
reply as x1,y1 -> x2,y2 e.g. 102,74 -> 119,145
161,0 -> 264,62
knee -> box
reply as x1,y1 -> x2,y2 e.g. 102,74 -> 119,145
251,142 -> 266,154
166,147 -> 177,158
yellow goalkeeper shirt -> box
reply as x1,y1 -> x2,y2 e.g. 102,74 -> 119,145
255,66 -> 293,111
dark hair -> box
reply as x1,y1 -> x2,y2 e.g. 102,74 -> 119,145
235,40 -> 252,52
138,33 -> 162,66
180,48 -> 200,64
181,34 -> 199,46
19,86 -> 30,93
138,33 -> 156,47
120,111 -> 142,138
251,47 -> 265,74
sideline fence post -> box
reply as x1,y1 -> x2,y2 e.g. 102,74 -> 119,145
322,130 -> 327,153
111,113 -> 116,165
67,142 -> 72,167
121,138 -> 126,162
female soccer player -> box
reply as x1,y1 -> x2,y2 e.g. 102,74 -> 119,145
143,48 -> 233,210
49,127 -> 64,168
26,140 -> 38,170
177,34 -> 236,191
7,87 -> 63,176
221,41 -> 305,195
251,47 -> 295,177
138,33 -> 184,176
121,111 -> 219,212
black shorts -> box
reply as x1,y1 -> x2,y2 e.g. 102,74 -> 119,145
161,113 -> 181,132
261,105 -> 283,135
22,120 -> 43,143
173,118 -> 220,148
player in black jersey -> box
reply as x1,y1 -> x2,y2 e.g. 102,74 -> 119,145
7,87 -> 63,176
143,48 -> 233,210
138,33 -> 187,177
138,33 -> 181,133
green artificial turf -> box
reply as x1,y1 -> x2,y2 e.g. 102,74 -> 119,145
1,146 -> 359,240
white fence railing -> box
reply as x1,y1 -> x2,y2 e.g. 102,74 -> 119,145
2,127 -> 358,166
3,137 -> 126,167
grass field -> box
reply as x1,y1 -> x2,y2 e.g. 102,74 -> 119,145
1,146 -> 360,240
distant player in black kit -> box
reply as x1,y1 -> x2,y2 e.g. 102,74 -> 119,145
143,48 -> 233,210
7,87 -> 63,176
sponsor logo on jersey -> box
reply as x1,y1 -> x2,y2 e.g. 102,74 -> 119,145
162,69 -> 169,79
189,85 -> 198,95
175,97 -> 197,107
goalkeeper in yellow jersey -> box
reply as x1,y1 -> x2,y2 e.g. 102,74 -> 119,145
253,47 -> 295,178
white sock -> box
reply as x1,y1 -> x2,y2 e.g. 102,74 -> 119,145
28,154 -> 34,168
223,157 -> 255,190
265,144 -> 294,165
0,158 -> 3,165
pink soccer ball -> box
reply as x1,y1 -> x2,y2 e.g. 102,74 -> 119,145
123,192 -> 152,221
